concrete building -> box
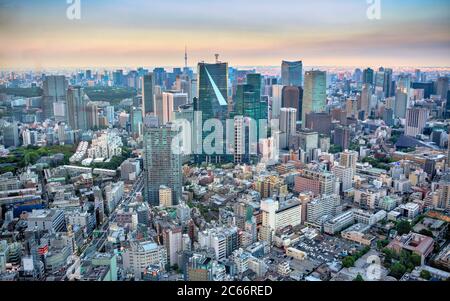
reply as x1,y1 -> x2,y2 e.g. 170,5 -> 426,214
122,240 -> 167,280
27,209 -> 66,233
405,107 -> 429,137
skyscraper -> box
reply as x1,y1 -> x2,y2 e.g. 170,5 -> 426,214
302,70 -> 326,128
435,76 -> 449,101
397,74 -> 411,95
271,85 -> 284,119
130,107 -> 143,135
86,102 -> 100,129
333,125 -> 350,150
281,60 -> 303,87
383,68 -> 393,97
42,75 -> 68,120
143,123 -> 182,206
279,108 -> 297,149
340,150 -> 358,175
282,86 -> 303,122
405,107 -> 429,137
394,89 -> 408,119
142,73 -> 155,117
362,68 -> 374,85
195,61 -> 229,163
2,122 -> 19,147
359,84 -> 371,119
67,86 -> 88,131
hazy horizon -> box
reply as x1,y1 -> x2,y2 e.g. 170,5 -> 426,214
1,0 -> 449,69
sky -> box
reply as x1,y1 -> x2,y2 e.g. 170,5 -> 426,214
0,0 -> 449,69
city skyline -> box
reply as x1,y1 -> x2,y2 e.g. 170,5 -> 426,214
0,0 -> 449,69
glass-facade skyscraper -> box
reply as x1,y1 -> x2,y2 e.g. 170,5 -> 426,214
142,73 -> 155,116
195,62 -> 229,163
281,60 -> 303,87
302,70 -> 326,128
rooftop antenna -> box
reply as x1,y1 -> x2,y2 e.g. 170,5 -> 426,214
215,53 -> 219,63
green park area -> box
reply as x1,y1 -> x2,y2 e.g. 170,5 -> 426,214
0,145 -> 76,174
84,86 -> 137,105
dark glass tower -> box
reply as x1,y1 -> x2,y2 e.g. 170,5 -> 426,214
362,68 -> 374,85
143,123 -> 182,206
195,62 -> 229,163
142,73 -> 155,116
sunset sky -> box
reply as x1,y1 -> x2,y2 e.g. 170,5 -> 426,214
0,0 -> 449,69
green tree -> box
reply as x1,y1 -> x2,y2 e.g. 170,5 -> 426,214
342,256 -> 355,268
396,220 -> 411,235
353,274 -> 364,281
390,262 -> 406,279
420,270 -> 431,280
418,229 -> 433,237
410,254 -> 422,267
377,239 -> 389,250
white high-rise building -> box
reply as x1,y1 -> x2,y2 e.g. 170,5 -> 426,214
405,107 -> 429,137
271,85 -> 284,119
332,165 -> 353,192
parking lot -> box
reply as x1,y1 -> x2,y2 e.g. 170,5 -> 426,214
294,234 -> 365,264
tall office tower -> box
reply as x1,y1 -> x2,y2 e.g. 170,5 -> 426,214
414,69 -> 421,82
130,107 -> 143,135
382,108 -> 394,126
142,73 -> 155,116
383,68 -> 393,97
279,108 -> 296,134
271,85 -> 284,119
362,68 -> 374,85
2,122 -> 19,147
85,102 -> 99,129
246,73 -> 268,121
106,106 -> 115,125
375,68 -> 385,90
67,86 -> 88,131
353,68 -> 363,83
85,69 -> 92,80
340,150 -> 358,174
247,73 -> 269,121
234,84 -> 257,118
281,60 -> 303,87
279,108 -> 297,149
448,141 -> 450,169
333,125 -> 350,150
446,93 -> 450,120
302,70 -> 326,128
156,91 -> 189,125
397,74 -> 411,95
282,86 -> 303,122
42,75 -> 68,120
112,70 -> 124,86
143,123 -> 182,206
153,68 -> 167,88
394,89 -> 408,118
405,107 -> 429,137
359,84 -> 371,119
411,82 -> 434,99
195,61 -> 229,163
246,73 -> 262,101
233,115 -> 256,164
435,76 -> 449,101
